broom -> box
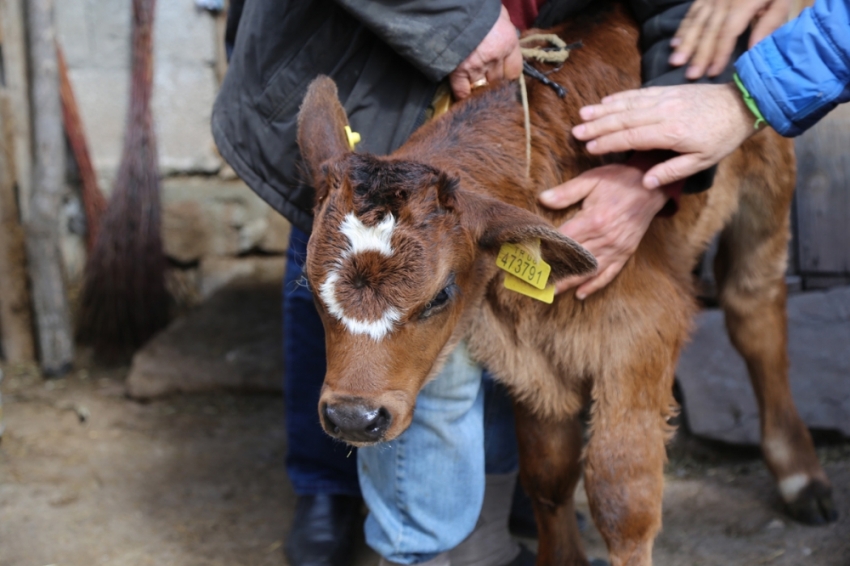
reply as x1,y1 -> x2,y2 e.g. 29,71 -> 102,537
57,43 -> 107,252
77,0 -> 169,358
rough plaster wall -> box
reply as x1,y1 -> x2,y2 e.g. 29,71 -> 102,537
56,0 -> 222,186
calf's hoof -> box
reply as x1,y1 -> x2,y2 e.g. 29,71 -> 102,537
785,480 -> 838,525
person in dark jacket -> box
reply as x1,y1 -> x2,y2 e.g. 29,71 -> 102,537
212,1 -> 751,565
565,0 -> 849,187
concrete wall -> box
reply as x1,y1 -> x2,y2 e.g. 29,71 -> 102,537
56,0 -> 222,185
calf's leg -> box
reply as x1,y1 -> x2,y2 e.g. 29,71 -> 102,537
714,196 -> 837,524
584,407 -> 667,566
514,402 -> 588,566
582,349 -> 679,566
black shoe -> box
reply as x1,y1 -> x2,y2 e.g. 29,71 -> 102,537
508,482 -> 537,538
284,494 -> 363,566
505,544 -> 536,566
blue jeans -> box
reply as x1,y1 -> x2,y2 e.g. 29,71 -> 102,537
283,228 -> 360,496
359,343 -> 485,564
482,376 -> 520,476
283,227 -> 518,561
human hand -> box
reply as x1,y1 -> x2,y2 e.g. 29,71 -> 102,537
670,0 -> 791,79
572,83 -> 759,188
449,5 -> 522,100
538,164 -> 668,299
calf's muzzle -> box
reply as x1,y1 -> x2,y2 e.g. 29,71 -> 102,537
322,398 -> 392,443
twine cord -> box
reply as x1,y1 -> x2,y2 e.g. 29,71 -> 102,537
519,73 -> 532,179
520,33 -> 571,64
518,34 -> 575,178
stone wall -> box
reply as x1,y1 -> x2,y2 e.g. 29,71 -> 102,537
54,2 -> 290,299
56,0 -> 222,184
161,178 -> 290,304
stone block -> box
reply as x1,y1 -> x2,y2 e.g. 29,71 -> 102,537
153,63 -> 221,174
154,0 -> 216,66
199,256 -> 286,300
165,266 -> 202,308
259,211 -> 292,254
161,178 -> 275,260
162,200 -> 208,264
238,217 -> 269,253
677,287 -> 850,444
126,281 -> 283,399
55,1 -> 91,66
88,0 -> 133,69
66,67 -> 129,179
56,0 -> 131,70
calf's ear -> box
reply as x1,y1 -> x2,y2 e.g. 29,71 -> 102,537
458,191 -> 597,280
297,76 -> 351,187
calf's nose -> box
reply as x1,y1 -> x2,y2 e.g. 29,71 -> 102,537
322,402 -> 392,443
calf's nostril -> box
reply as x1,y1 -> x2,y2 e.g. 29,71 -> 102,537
322,402 -> 392,442
366,407 -> 391,435
321,403 -> 342,435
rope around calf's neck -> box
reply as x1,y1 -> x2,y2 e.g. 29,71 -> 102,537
518,34 -> 575,178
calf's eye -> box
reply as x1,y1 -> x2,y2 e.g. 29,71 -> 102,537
427,289 -> 449,310
421,286 -> 453,319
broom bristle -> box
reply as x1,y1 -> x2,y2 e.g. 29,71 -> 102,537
77,0 -> 169,358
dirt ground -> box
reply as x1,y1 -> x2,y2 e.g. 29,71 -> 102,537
1,364 -> 848,566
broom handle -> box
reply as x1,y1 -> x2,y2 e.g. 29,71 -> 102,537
123,0 -> 156,152
57,43 -> 106,252
123,0 -> 161,263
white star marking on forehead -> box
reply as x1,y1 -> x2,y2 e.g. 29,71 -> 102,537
339,213 -> 395,257
319,272 -> 402,341
317,213 -> 402,341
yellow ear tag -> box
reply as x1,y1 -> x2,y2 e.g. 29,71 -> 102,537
497,240 -> 555,304
497,240 -> 551,289
430,89 -> 453,120
504,274 -> 555,304
344,125 -> 361,150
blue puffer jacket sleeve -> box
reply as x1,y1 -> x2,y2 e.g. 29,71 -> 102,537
735,0 -> 850,137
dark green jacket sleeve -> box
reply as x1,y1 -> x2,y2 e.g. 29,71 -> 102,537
212,0 -> 500,233
335,0 -> 502,81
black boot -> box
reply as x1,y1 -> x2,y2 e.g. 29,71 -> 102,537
284,494 -> 362,566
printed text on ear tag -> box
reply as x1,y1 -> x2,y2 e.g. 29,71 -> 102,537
497,240 -> 551,290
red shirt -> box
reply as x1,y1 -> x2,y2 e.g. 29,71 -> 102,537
503,0 -> 546,30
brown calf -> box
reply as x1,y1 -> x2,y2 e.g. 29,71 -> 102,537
297,4 -> 836,565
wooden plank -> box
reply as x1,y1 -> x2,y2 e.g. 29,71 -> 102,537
24,0 -> 74,375
794,104 -> 850,276
0,92 -> 35,363
0,0 -> 32,221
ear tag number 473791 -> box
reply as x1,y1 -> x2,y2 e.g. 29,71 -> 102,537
497,240 -> 555,304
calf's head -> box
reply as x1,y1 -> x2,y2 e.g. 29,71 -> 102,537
297,77 -> 596,445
